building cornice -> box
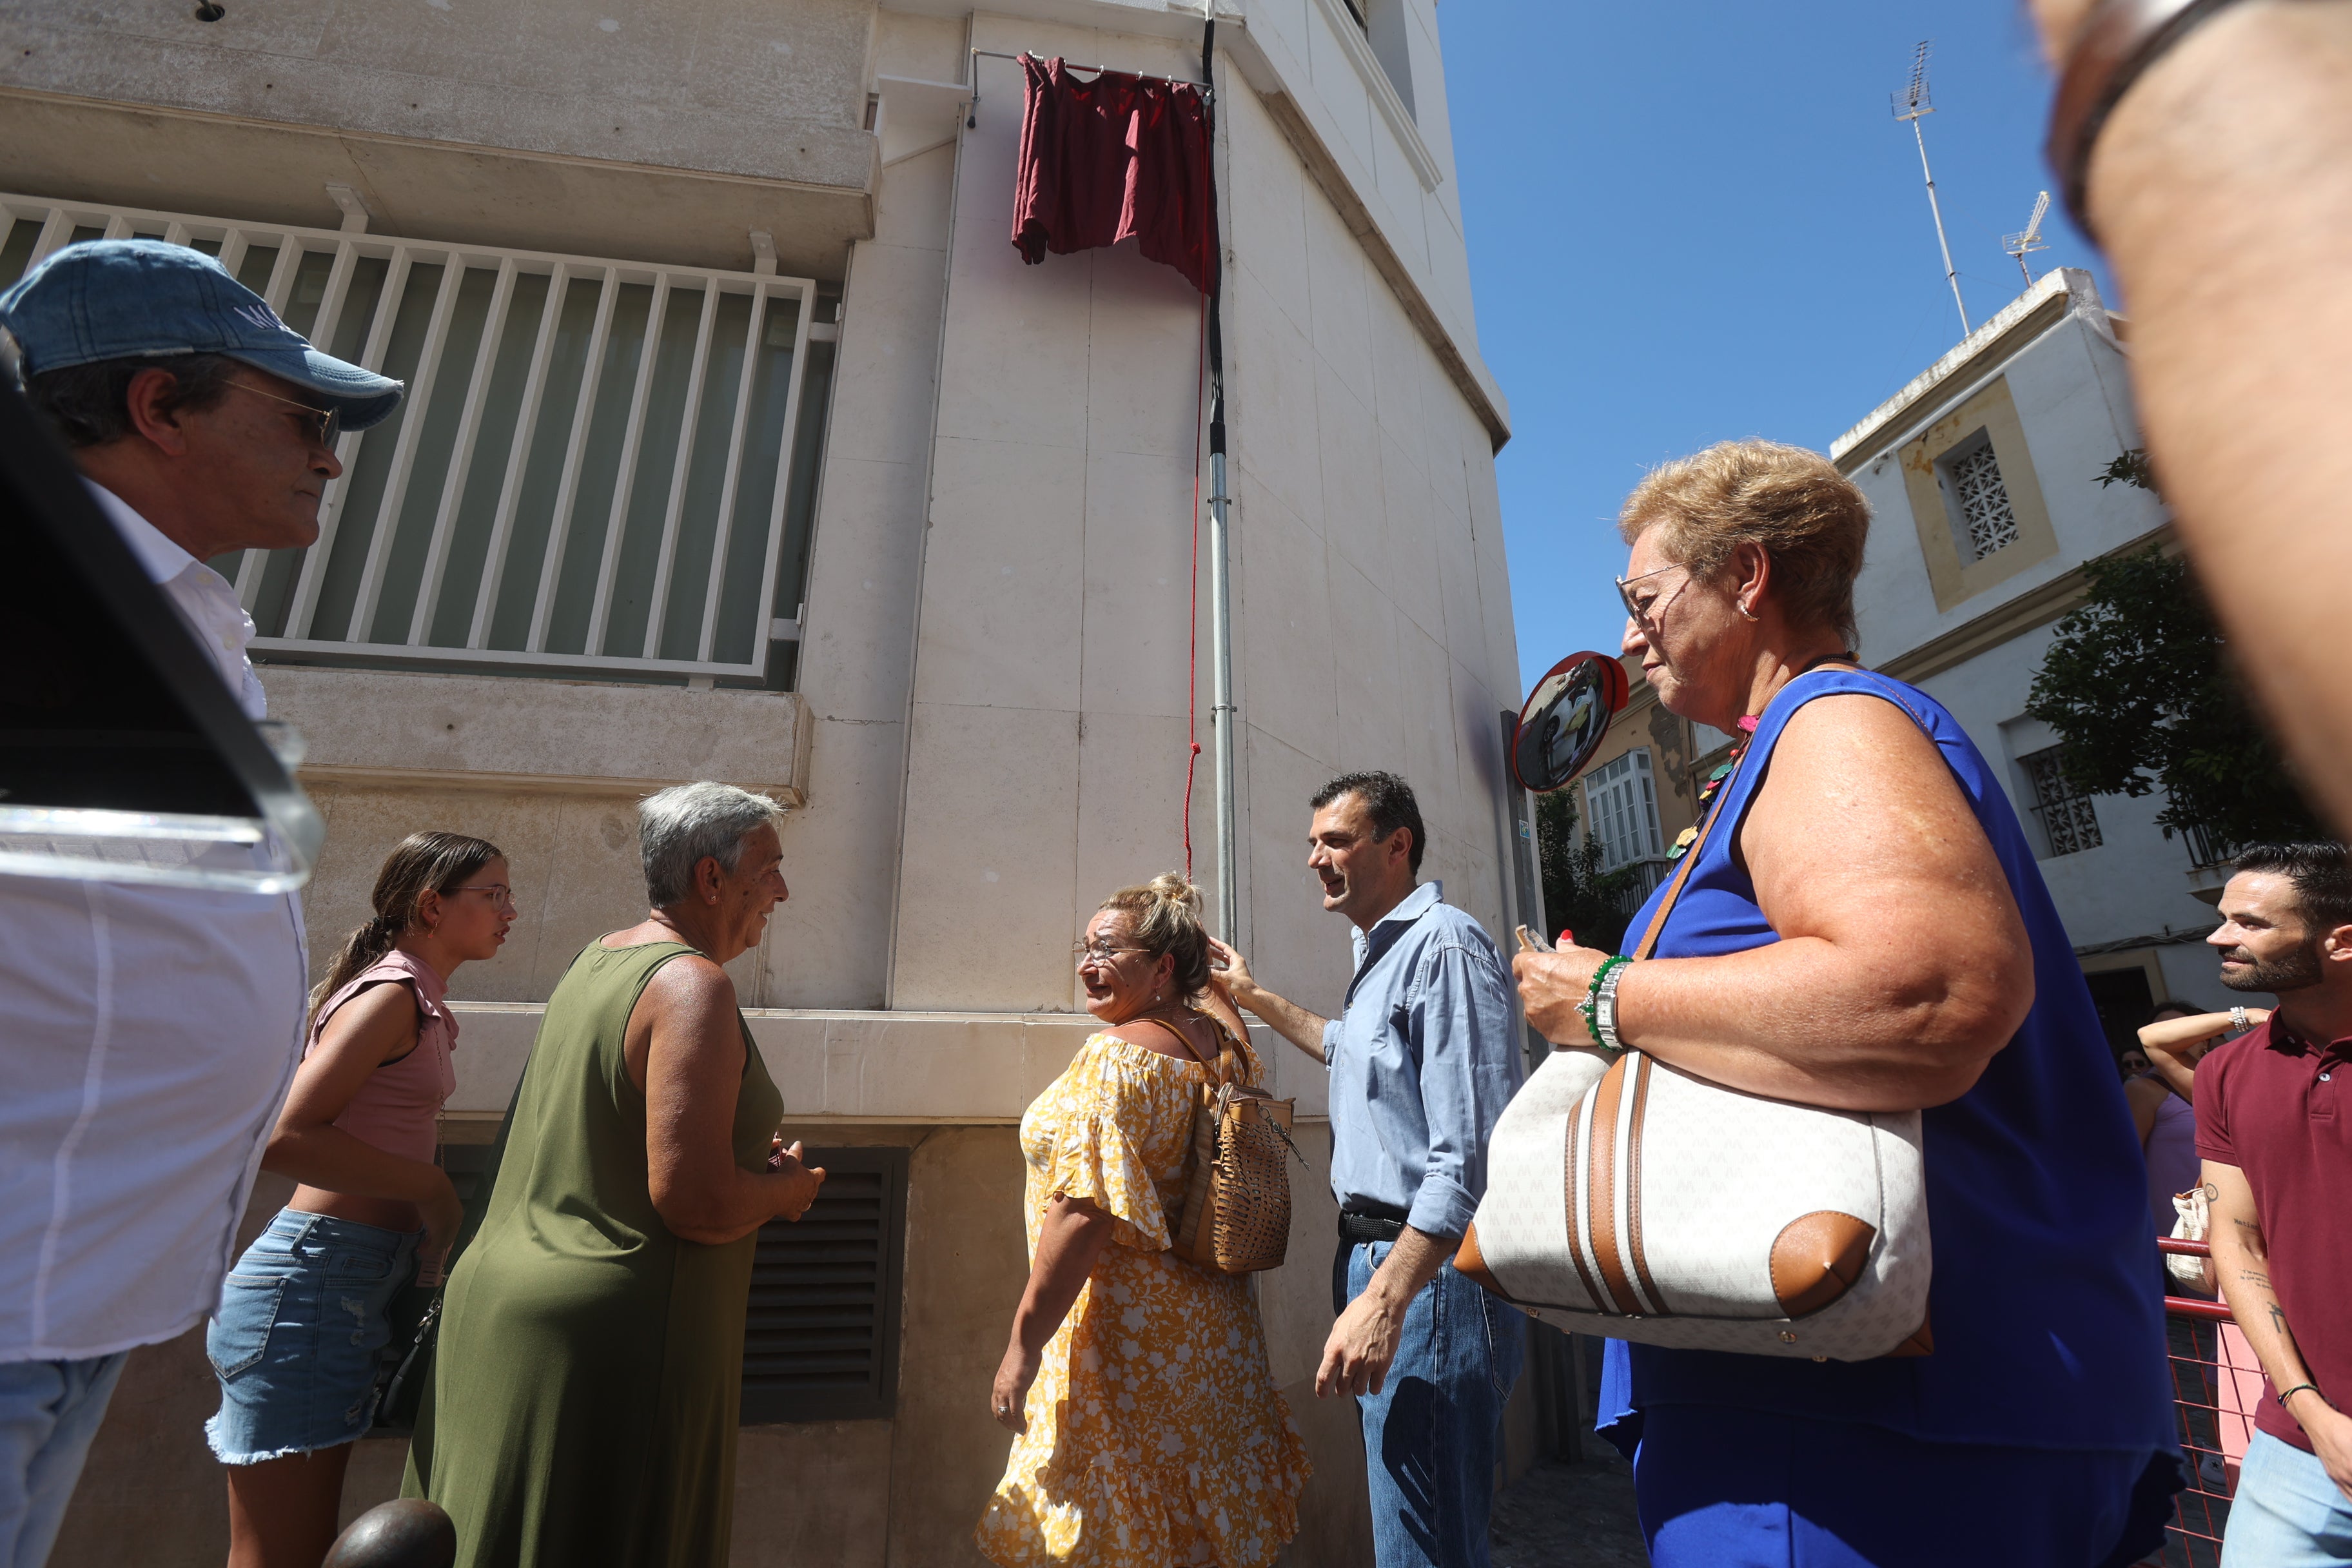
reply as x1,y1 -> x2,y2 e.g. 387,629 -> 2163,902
1830,268 -> 2106,470
1872,522 -> 2179,687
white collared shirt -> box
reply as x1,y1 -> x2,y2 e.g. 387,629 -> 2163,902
0,487 -> 306,1362
81,480 -> 268,720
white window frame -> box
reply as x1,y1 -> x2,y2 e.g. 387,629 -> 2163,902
2,192 -> 824,681
1585,748 -> 1666,874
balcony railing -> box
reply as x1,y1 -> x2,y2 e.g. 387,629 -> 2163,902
2179,820 -> 2231,870
1,194 -> 832,681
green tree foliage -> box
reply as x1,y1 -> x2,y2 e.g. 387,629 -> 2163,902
1533,785 -> 1643,955
2024,453 -> 2321,852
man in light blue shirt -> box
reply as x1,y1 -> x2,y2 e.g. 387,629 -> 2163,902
1211,770 -> 1524,1568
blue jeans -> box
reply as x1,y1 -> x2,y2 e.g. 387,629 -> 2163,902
206,1210 -> 420,1463
2223,1429 -> 2352,1567
1341,1240 -> 1525,1568
0,1353 -> 129,1568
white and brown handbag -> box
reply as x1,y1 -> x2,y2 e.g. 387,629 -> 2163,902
1457,757 -> 1935,1362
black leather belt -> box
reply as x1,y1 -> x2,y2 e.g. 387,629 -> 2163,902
1337,1205 -> 1407,1244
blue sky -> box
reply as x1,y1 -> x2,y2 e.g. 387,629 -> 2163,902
1438,2 -> 2116,692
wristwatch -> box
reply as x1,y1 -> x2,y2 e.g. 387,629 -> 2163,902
1594,960 -> 1630,1052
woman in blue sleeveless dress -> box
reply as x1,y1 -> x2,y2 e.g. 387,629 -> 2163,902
1513,440 -> 2177,1567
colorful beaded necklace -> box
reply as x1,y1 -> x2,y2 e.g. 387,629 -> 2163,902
1667,714 -> 1758,862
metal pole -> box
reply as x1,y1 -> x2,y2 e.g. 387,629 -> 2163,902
1199,15 -> 1240,941
1911,118 -> 1970,336
1209,451 -> 1237,939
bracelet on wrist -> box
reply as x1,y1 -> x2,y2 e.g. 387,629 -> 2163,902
1578,955 -> 1632,1050
2046,0 -> 2268,238
2278,1380 -> 2328,1411
1595,958 -> 1631,1052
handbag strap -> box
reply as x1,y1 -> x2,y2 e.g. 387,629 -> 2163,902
1630,658 -> 1864,963
1124,1015 -> 1228,1086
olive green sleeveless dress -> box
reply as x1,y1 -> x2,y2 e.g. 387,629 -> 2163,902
402,940 -> 783,1568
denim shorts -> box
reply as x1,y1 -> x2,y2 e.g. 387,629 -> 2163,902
204,1210 -> 420,1464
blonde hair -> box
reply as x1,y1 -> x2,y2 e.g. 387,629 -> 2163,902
1097,873 -> 1211,999
1618,438 -> 1869,651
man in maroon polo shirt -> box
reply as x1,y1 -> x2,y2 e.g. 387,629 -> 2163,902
2197,843 -> 2352,1563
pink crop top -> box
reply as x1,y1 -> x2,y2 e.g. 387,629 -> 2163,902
305,949 -> 459,1166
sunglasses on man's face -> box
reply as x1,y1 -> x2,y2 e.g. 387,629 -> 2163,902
224,380 -> 341,449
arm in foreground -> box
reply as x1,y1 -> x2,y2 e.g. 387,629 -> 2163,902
2029,0 -> 2352,838
990,1195 -> 1115,1433
637,957 -> 825,1246
1520,695 -> 2032,1112
265,983 -> 465,1264
2205,1158 -> 2352,1500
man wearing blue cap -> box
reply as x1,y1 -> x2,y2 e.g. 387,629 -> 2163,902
0,239 -> 401,1567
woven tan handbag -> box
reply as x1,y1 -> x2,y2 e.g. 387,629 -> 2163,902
1143,1018 -> 1298,1274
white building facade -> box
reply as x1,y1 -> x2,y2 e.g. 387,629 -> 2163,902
1,1 -> 1543,1562
1833,268 -> 2237,1044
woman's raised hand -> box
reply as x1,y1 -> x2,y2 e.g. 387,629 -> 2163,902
2140,1008 -> 2269,1057
1513,944 -> 1610,1046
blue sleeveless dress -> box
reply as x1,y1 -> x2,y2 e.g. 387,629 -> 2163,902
1595,667 -> 2179,1566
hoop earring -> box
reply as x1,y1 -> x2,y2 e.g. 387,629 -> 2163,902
1738,600 -> 1759,622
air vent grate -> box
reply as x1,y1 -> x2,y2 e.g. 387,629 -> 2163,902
740,1146 -> 908,1424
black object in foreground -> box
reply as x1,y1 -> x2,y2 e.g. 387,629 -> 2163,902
0,371 -> 321,888
322,1500 -> 457,1568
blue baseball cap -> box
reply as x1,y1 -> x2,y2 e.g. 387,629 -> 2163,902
0,239 -> 404,431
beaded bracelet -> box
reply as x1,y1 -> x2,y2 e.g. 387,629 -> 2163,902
1578,955 -> 1631,1050
2278,1381 -> 2328,1411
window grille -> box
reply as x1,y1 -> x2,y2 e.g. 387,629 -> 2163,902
1941,435 -> 2019,561
2021,745 -> 2102,856
741,1146 -> 907,1424
0,193 -> 834,683
1585,749 -> 1664,873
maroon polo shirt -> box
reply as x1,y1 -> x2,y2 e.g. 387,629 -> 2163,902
2194,1017 -> 2352,1453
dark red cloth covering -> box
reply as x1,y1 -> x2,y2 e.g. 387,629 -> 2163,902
1011,55 -> 1214,294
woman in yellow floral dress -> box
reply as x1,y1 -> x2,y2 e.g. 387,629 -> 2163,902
977,874 -> 1310,1568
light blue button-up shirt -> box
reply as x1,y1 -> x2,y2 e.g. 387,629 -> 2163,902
1318,881 -> 1523,1239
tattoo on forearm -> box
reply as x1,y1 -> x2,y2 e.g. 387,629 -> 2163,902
2269,1303 -> 2293,1344
2240,1269 -> 2271,1289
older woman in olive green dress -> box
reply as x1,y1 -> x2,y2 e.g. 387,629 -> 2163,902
404,783 -> 826,1568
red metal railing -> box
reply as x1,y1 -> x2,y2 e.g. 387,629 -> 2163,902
2148,1237 -> 2266,1567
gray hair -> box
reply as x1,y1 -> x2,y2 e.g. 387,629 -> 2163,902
23,353 -> 240,448
639,782 -> 787,908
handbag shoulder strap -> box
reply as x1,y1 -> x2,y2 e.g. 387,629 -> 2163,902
1630,658 -> 1868,963
1629,754 -> 1746,961
1122,1015 -> 1227,1086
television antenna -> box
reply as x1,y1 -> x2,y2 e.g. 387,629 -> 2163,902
1892,41 -> 1970,336
2003,190 -> 2052,287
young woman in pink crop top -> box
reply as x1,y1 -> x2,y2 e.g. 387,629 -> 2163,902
204,831 -> 513,1568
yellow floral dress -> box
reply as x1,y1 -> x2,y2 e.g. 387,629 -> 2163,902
975,1028 -> 1311,1567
